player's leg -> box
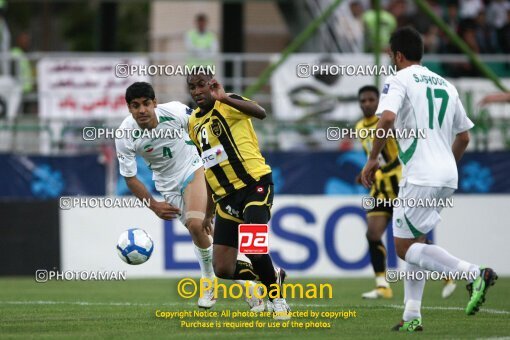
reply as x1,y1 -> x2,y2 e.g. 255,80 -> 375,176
242,179 -> 290,320
363,170 -> 396,299
391,235 -> 427,332
183,168 -> 257,281
181,167 -> 216,309
400,235 -> 497,316
424,239 -> 457,298
182,167 -> 214,278
243,205 -> 278,294
362,213 -> 392,299
391,189 -> 429,332
212,212 -> 265,312
394,185 -> 496,324
213,205 -> 258,280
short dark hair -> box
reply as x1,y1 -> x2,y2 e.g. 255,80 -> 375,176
196,13 -> 207,21
390,27 -> 423,62
125,82 -> 155,104
186,72 -> 213,84
358,85 -> 379,98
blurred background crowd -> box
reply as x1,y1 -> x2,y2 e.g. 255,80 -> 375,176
0,0 -> 509,199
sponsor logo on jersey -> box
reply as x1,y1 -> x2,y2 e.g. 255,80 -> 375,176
202,145 -> 228,169
383,83 -> 390,94
210,120 -> 222,137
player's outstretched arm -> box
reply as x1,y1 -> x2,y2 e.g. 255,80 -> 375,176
208,79 -> 266,119
479,92 -> 510,105
124,176 -> 181,220
452,130 -> 470,163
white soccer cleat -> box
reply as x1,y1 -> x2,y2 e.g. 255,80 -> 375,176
245,282 -> 265,312
362,287 -> 393,299
271,298 -> 291,320
266,267 -> 288,313
442,280 -> 457,299
198,280 -> 217,309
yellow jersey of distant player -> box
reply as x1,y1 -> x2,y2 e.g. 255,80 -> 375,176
355,114 -> 401,206
188,94 -> 271,200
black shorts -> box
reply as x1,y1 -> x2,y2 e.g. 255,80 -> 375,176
367,203 -> 393,217
213,173 -> 274,248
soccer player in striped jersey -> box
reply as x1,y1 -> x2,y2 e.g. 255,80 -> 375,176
187,74 -> 291,320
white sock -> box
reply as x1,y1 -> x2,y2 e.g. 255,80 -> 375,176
376,275 -> 389,288
405,243 -> 479,280
403,299 -> 422,322
403,263 -> 425,321
194,245 -> 214,279
457,261 -> 481,283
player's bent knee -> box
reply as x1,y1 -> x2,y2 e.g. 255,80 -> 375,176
396,244 -> 408,261
394,237 -> 422,261
366,230 -> 382,242
246,254 -> 264,261
213,261 -> 235,279
186,219 -> 206,237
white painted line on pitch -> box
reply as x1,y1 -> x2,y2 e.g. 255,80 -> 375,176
3,301 -> 509,316
383,304 -> 510,315
0,300 -> 190,307
291,303 -> 510,315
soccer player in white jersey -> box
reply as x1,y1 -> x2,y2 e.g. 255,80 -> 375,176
361,27 -> 497,332
115,82 -> 263,311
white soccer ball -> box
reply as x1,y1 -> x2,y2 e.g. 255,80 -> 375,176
116,228 -> 154,265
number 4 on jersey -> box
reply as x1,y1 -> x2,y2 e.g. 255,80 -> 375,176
426,87 -> 449,129
162,147 -> 172,158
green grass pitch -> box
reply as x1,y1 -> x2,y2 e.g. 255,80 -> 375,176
0,277 -> 508,339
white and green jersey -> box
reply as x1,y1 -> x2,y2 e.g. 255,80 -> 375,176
376,65 -> 474,189
115,101 -> 203,197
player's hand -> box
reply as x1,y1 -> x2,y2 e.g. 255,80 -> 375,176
149,200 -> 181,220
208,79 -> 228,102
202,215 -> 214,235
479,94 -> 495,106
361,159 -> 379,188
355,173 -> 362,184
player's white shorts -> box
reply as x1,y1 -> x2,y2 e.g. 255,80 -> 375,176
392,183 -> 455,239
163,171 -> 197,226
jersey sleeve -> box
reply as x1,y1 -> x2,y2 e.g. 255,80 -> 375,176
376,76 -> 406,117
222,94 -> 255,120
115,134 -> 137,177
160,101 -> 192,129
452,97 -> 474,134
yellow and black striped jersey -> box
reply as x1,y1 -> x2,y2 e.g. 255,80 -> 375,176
355,114 -> 401,202
355,114 -> 400,171
189,94 -> 271,200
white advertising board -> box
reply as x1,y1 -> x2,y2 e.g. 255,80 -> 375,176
37,57 -> 149,119
60,195 -> 510,277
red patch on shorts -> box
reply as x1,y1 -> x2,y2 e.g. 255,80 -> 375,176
256,186 -> 265,194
